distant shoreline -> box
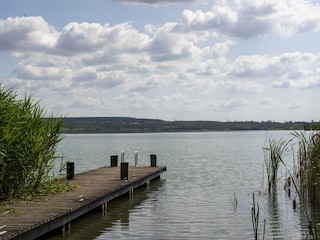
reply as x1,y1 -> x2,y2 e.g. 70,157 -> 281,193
60,117 -> 319,134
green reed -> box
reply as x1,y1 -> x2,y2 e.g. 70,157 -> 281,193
263,131 -> 320,239
252,192 -> 266,240
0,85 -> 66,200
292,130 -> 320,208
263,137 -> 291,194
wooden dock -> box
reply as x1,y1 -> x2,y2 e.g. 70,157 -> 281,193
0,165 -> 166,240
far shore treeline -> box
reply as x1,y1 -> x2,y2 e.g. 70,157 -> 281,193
60,117 -> 320,133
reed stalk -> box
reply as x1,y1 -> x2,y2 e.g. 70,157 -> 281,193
260,132 -> 320,239
251,192 -> 266,240
0,85 -> 66,200
263,137 -> 291,193
267,131 -> 320,239
292,130 -> 320,208
291,130 -> 320,239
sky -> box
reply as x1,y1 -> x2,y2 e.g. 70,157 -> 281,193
0,0 -> 320,122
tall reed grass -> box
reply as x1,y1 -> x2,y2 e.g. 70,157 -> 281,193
293,131 -> 320,208
263,131 -> 320,239
0,85 -> 67,200
263,137 -> 291,193
252,192 -> 266,240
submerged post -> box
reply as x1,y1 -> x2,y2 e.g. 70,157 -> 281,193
150,154 -> 157,167
102,203 -> 107,216
121,162 -> 129,180
110,155 -> 118,167
67,162 -> 74,180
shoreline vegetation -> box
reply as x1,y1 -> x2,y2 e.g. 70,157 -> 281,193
0,85 -> 71,201
61,117 -> 320,134
261,130 -> 320,239
2,84 -> 320,239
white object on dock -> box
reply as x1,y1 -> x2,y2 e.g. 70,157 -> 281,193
0,225 -> 6,235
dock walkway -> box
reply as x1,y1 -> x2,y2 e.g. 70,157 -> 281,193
0,165 -> 166,240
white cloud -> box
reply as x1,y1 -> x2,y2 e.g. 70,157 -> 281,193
150,35 -> 197,62
96,72 -> 126,89
179,0 -> 320,38
1,0 -> 320,121
55,22 -> 108,54
182,7 -> 239,31
221,80 -> 265,94
70,67 -> 97,82
272,0 -> 320,36
226,52 -> 320,89
211,98 -> 252,110
228,55 -> 280,78
0,16 -> 58,52
13,64 -> 64,80
113,0 -> 198,6
211,40 -> 235,58
272,77 -> 320,89
127,72 -> 173,92
259,98 -> 282,109
55,22 -> 150,56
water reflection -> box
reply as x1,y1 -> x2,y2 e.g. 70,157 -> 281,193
44,179 -> 164,240
52,131 -> 318,239
267,191 -> 284,238
299,201 -> 320,239
310,207 -> 320,239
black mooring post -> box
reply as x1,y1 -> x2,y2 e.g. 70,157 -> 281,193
121,162 -> 129,180
67,162 -> 74,180
110,155 -> 118,167
150,154 -> 157,167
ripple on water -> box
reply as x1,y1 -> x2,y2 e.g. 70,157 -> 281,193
49,131 -> 314,239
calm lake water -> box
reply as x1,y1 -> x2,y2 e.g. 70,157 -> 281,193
49,131 -> 314,239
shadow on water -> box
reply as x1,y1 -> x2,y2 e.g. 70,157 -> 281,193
40,179 -> 165,240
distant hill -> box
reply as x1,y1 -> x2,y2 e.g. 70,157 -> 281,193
60,117 -> 319,133
62,117 -> 165,133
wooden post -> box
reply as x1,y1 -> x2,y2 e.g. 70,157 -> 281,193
67,222 -> 71,233
150,154 -> 157,167
110,155 -> 118,167
121,162 -> 129,180
102,203 -> 107,216
67,162 -> 74,180
62,222 -> 71,236
146,180 -> 150,190
129,189 -> 134,199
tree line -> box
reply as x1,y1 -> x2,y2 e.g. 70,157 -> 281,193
61,117 -> 320,133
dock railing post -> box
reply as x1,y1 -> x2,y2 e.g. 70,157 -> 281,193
121,162 -> 129,180
121,150 -> 124,163
134,151 -> 138,166
150,154 -> 157,167
67,162 -> 74,180
110,155 -> 118,167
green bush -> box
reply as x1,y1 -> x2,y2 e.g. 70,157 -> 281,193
0,85 -> 65,199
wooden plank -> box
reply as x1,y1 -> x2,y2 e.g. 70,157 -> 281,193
0,166 -> 166,240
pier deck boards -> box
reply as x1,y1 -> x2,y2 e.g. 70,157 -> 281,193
0,166 -> 166,240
